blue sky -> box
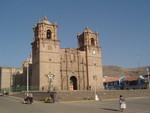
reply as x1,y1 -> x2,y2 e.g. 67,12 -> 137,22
0,0 -> 150,68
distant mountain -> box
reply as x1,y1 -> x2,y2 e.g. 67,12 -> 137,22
102,65 -> 150,77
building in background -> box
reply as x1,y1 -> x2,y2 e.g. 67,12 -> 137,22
0,67 -> 23,92
124,75 -> 145,89
103,75 -> 146,90
103,76 -> 126,90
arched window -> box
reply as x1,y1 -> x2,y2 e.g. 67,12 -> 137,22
47,30 -> 51,39
91,38 -> 95,46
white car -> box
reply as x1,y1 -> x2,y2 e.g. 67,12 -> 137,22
0,92 -> 3,96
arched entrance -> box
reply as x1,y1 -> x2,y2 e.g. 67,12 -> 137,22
70,76 -> 77,90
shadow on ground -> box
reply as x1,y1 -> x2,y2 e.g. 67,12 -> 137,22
101,108 -> 120,112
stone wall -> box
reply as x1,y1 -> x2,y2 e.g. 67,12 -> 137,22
0,67 -> 23,91
12,90 -> 150,101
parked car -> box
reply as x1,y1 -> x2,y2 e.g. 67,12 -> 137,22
0,92 -> 3,96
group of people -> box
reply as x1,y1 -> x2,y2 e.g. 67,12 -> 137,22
24,93 -> 33,104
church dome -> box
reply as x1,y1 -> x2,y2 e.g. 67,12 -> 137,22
41,17 -> 51,24
83,27 -> 92,33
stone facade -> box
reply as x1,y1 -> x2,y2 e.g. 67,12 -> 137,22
0,67 -> 23,91
31,17 -> 104,91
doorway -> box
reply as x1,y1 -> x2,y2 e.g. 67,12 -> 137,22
70,76 -> 77,90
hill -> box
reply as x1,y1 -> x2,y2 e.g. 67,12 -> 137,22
103,65 -> 150,77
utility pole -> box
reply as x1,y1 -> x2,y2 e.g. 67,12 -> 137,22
147,68 -> 150,89
27,59 -> 29,92
93,50 -> 99,101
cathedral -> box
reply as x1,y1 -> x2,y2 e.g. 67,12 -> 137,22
31,17 -> 104,91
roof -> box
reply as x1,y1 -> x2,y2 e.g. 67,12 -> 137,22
39,17 -> 51,25
83,27 -> 92,33
125,75 -> 143,81
0,66 -> 22,70
104,75 -> 144,83
103,76 -> 121,83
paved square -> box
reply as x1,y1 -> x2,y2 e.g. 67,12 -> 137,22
0,96 -> 150,113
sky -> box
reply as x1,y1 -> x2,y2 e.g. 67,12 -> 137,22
0,0 -> 150,68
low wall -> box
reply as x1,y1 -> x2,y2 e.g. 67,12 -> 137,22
12,90 -> 150,101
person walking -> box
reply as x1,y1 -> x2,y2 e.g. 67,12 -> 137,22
119,95 -> 126,112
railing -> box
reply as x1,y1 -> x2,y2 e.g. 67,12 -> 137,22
104,86 -> 121,90
0,86 -> 39,92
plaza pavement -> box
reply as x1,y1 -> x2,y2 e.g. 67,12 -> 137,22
0,95 -> 150,113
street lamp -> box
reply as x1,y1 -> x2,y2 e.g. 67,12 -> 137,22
93,75 -> 99,100
147,68 -> 150,89
26,58 -> 29,92
92,50 -> 99,101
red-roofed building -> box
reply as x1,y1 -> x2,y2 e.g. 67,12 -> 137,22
103,75 -> 146,90
124,75 -> 146,89
103,76 -> 126,90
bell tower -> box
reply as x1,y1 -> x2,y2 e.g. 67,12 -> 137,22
77,27 -> 104,90
31,17 -> 61,90
77,27 -> 99,50
33,17 -> 58,40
